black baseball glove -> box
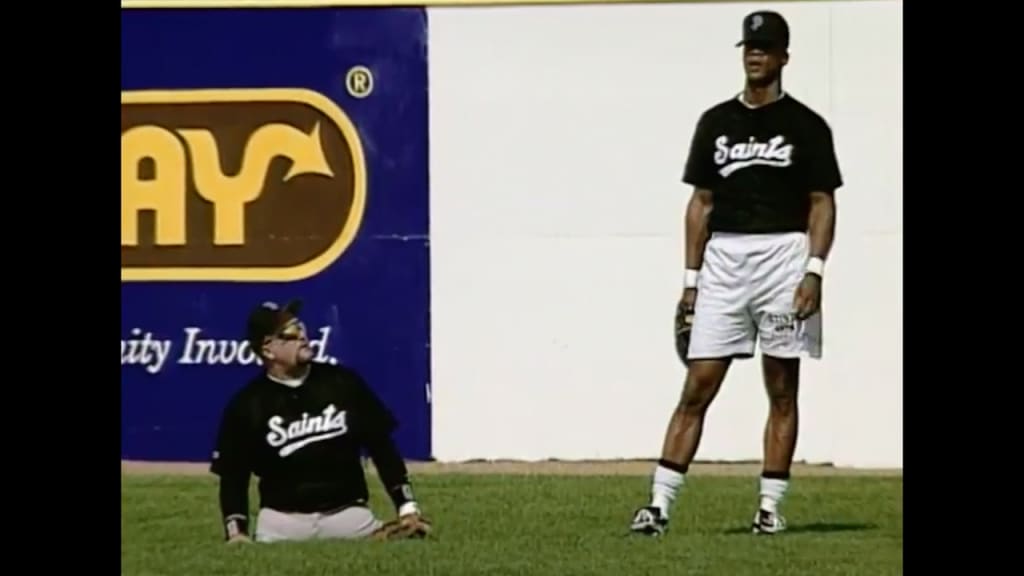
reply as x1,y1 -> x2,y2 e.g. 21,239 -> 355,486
674,293 -> 696,366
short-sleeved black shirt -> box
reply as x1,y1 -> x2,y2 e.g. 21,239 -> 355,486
209,362 -> 398,513
682,94 -> 843,234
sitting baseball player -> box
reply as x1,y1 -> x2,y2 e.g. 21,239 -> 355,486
210,299 -> 431,543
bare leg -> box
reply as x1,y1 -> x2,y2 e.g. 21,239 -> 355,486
647,358 -> 731,517
759,354 -> 800,514
661,359 -> 731,465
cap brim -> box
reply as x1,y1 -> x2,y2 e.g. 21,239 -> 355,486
736,38 -> 787,49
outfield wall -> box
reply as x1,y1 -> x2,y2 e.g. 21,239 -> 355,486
121,0 -> 902,469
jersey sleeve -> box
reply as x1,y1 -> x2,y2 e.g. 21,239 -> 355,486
342,368 -> 417,513
681,111 -> 719,189
209,392 -> 253,539
209,394 -> 253,478
345,368 -> 399,439
802,119 -> 844,194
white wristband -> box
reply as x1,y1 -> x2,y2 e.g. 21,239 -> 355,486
398,501 -> 420,517
806,257 -> 825,277
683,269 -> 699,289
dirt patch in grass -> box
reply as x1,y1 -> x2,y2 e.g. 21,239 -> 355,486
121,459 -> 901,477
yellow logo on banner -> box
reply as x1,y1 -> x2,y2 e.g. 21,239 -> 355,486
120,88 -> 367,282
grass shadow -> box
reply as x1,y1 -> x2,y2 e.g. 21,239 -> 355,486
723,522 -> 878,535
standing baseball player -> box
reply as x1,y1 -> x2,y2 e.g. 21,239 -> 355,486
210,299 -> 431,543
630,10 -> 842,536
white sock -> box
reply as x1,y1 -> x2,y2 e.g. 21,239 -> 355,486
650,465 -> 685,518
759,477 -> 789,513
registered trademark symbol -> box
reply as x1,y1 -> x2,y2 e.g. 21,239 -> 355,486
345,66 -> 374,99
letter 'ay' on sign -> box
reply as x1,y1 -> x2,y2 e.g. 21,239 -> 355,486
120,88 -> 368,282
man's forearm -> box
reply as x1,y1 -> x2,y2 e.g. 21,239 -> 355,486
684,190 -> 712,271
219,473 -> 251,539
807,193 -> 836,260
365,436 -> 420,516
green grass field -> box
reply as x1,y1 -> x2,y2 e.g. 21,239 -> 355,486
121,464 -> 902,576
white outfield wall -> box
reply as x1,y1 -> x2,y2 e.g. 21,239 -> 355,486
428,0 -> 902,468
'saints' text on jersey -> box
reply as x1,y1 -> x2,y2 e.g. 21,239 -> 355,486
266,404 -> 350,457
714,135 -> 794,177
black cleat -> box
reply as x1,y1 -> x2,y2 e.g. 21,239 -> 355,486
630,506 -> 668,536
751,508 -> 787,535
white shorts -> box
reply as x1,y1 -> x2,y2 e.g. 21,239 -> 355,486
254,505 -> 384,543
688,232 -> 822,361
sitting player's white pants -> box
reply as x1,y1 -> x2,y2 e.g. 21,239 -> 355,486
254,505 -> 384,543
688,231 -> 822,361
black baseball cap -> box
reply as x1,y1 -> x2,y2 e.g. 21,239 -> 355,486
735,10 -> 790,49
246,299 -> 303,353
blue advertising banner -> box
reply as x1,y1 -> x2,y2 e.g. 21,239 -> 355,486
121,6 -> 431,462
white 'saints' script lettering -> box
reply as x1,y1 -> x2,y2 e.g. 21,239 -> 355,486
266,404 -> 349,457
713,135 -> 794,177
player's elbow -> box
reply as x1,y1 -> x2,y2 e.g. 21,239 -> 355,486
808,191 -> 835,213
690,187 -> 713,209
686,188 -> 713,224
808,192 -> 835,225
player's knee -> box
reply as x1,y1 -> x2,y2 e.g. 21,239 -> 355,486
677,390 -> 712,416
762,355 -> 799,414
677,365 -> 725,414
764,379 -> 798,415
766,388 -> 797,416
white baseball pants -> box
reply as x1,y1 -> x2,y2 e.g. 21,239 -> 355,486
254,505 -> 384,543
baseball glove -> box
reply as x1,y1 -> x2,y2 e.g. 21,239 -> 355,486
372,513 -> 433,541
674,298 -> 695,366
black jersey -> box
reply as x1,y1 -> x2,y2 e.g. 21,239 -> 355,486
682,93 -> 843,234
209,362 -> 399,514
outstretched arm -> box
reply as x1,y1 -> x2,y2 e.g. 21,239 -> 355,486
364,433 -> 420,517
347,367 -> 423,518
218,471 -> 252,541
209,396 -> 254,542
